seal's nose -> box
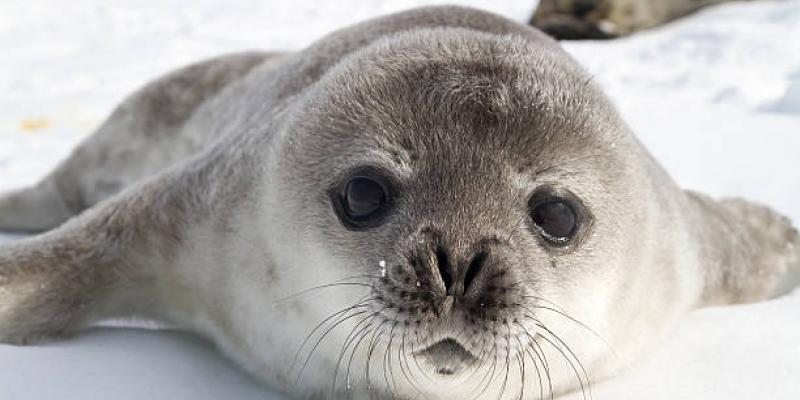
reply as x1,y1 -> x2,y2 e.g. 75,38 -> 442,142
434,245 -> 489,296
399,227 -> 513,319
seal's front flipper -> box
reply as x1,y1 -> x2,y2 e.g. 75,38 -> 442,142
689,192 -> 800,306
0,170 -> 195,344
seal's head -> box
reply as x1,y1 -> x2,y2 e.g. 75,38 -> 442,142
270,28 -> 662,397
257,16 -> 800,396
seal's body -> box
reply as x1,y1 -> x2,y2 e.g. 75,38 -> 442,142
0,7 -> 796,399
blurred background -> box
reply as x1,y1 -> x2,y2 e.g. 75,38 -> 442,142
0,0 -> 798,399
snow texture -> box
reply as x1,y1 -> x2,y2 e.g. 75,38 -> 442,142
0,0 -> 798,399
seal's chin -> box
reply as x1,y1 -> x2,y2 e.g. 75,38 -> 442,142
415,338 -> 478,376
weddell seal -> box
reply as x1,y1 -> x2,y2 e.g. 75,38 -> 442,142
0,6 -> 797,399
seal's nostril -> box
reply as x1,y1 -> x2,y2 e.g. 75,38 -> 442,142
436,246 -> 453,293
464,251 -> 487,292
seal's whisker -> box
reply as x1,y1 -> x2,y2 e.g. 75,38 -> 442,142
291,297 -> 371,374
535,332 -> 587,400
408,328 -> 433,382
397,325 -> 429,399
470,337 -> 500,400
344,320 -> 376,397
276,277 -> 377,304
451,332 -> 488,388
295,307 -> 370,386
382,321 -> 401,395
363,318 -> 389,394
516,321 -> 553,400
533,321 -> 592,400
493,327 -> 512,400
514,340 -> 526,400
532,339 -> 555,400
518,295 -> 609,398
523,345 -> 544,400
331,311 -> 379,397
468,346 -> 496,398
516,295 -> 615,355
541,324 -> 593,400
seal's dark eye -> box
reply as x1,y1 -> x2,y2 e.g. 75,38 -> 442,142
529,198 -> 578,245
333,174 -> 392,230
343,177 -> 387,218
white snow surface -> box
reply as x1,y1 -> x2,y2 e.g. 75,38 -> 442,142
0,0 -> 799,399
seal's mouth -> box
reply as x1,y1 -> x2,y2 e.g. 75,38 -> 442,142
414,338 -> 478,376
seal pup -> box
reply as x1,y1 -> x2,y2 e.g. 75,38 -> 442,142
0,6 -> 797,400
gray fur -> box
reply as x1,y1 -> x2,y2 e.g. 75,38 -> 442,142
0,6 -> 797,399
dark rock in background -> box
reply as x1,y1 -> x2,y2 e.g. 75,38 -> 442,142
530,0 -> 759,40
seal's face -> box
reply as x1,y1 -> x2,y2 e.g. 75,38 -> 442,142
277,31 -> 646,397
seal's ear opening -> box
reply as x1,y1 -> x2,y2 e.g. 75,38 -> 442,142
687,191 -> 800,306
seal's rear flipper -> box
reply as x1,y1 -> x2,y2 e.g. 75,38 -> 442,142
0,170 -> 197,344
688,192 -> 800,306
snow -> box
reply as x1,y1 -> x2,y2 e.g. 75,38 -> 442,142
0,328 -> 280,400
769,71 -> 800,114
1,0 -> 798,399
563,289 -> 800,400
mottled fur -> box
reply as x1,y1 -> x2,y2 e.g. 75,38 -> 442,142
0,6 -> 797,400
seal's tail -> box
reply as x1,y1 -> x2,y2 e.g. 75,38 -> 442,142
0,180 -> 75,233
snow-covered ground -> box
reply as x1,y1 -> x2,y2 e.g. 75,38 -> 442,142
0,0 -> 798,399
